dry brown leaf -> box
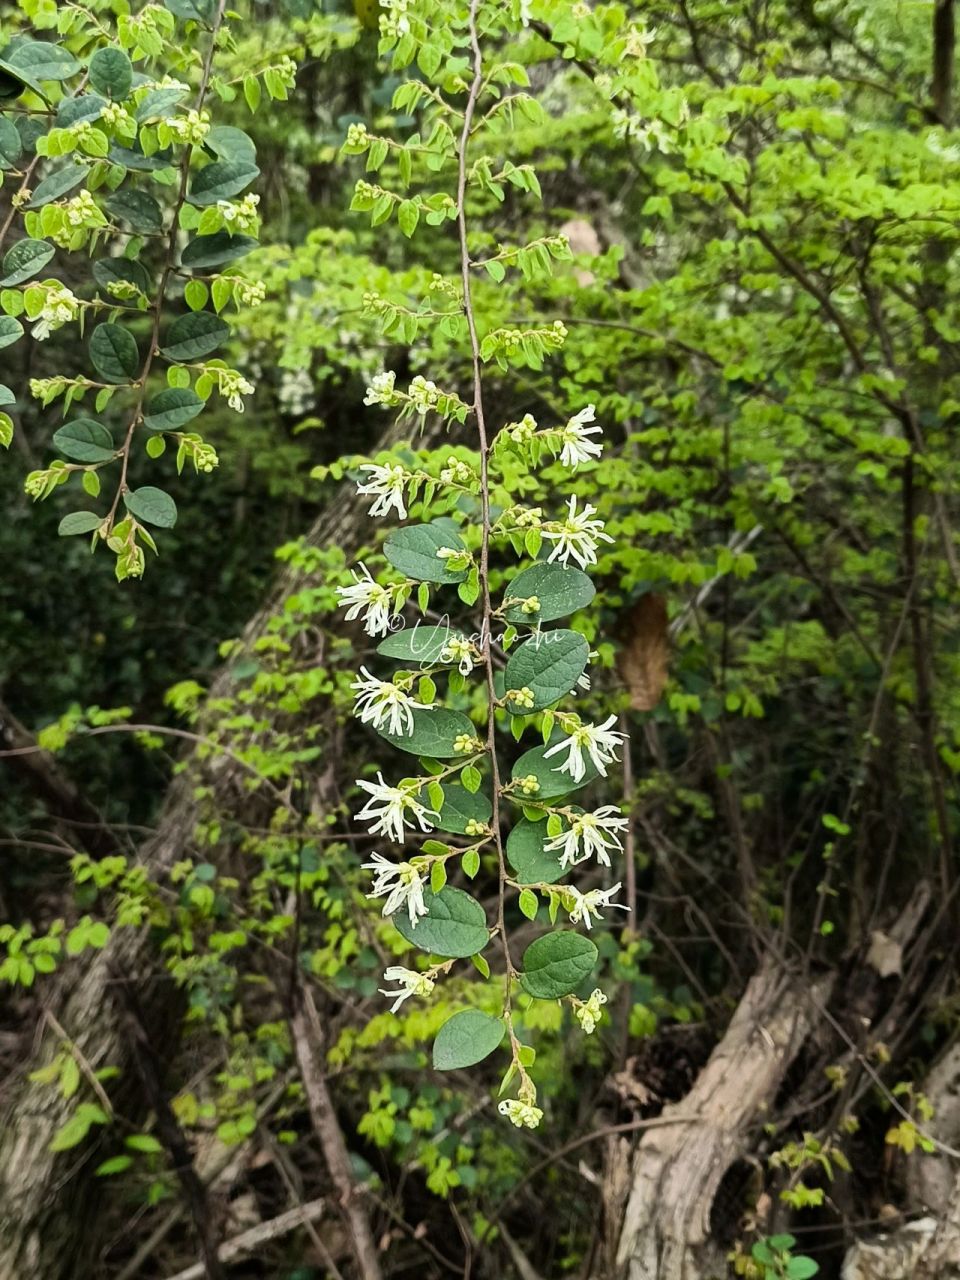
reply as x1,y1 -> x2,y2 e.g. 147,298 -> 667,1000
617,593 -> 670,711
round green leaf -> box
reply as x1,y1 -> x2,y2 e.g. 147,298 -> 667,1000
393,886 -> 489,958
27,162 -> 87,208
104,190 -> 163,233
0,317 -> 24,350
143,388 -> 204,432
58,511 -> 102,537
502,563 -> 595,624
432,1009 -> 504,1070
89,323 -> 139,383
52,418 -> 115,463
511,741 -> 601,799
0,237 -> 55,287
435,784 -> 491,835
57,94 -> 106,128
160,311 -> 229,362
188,160 -> 259,207
204,125 -> 257,164
520,931 -> 598,999
506,818 -> 566,885
124,486 -> 177,529
135,85 -> 188,123
92,257 -> 150,297
504,629 -> 589,713
180,231 -> 258,270
2,39 -> 81,84
376,707 -> 477,758
88,47 -> 132,100
376,623 -> 467,664
0,116 -> 22,168
383,522 -> 468,584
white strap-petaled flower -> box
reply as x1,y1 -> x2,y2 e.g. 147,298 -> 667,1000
356,773 -> 438,844
498,1098 -> 544,1129
543,495 -> 614,569
558,405 -> 603,469
566,882 -> 629,930
31,283 -> 80,342
336,563 -> 401,637
575,988 -> 608,1034
440,636 -> 476,675
545,805 -> 629,868
379,965 -> 435,1011
351,666 -> 432,736
356,462 -> 408,520
543,715 -> 626,782
364,370 -> 398,408
363,853 -> 428,927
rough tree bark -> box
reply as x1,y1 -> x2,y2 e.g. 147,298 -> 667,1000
0,417 -> 431,1280
613,959 -> 834,1280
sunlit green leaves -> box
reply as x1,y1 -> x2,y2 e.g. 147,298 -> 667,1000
520,931 -> 598,999
394,886 -> 489,958
432,1010 -> 504,1069
90,323 -> 139,383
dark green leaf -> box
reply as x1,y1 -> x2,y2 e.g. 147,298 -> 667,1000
164,0 -> 215,21
124,486 -> 177,529
4,39 -> 81,82
204,125 -> 257,164
0,384 -> 15,407
394,886 -> 489,958
180,231 -> 257,270
104,189 -> 163,233
432,1010 -> 504,1069
511,741 -> 601,799
160,311 -> 229,361
0,116 -> 22,168
57,93 -> 106,127
92,257 -> 151,297
383,522 -> 468,584
377,623 -> 467,664
89,323 -> 139,383
504,629 -> 589,713
143,388 -> 204,432
27,162 -> 87,208
0,317 -> 23,350
88,47 -> 132,100
134,85 -> 187,123
434,784 -> 491,835
58,511 -> 102,536
506,818 -> 566,885
52,418 -> 115,463
520,931 -> 598,999
502,563 -> 595,624
188,160 -> 259,206
0,237 -> 54,286
109,143 -> 172,171
377,707 -> 477,758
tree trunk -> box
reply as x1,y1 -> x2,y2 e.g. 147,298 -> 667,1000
0,418 -> 430,1280
612,959 -> 834,1280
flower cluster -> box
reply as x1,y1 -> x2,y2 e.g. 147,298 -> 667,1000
337,564 -> 405,636
29,281 -> 81,342
356,461 -> 408,519
160,109 -> 211,147
352,667 -> 433,736
218,193 -> 261,233
364,853 -> 428,927
213,367 -> 255,412
379,965 -> 435,1012
234,278 -> 267,308
546,806 -> 628,868
356,773 -> 438,844
575,988 -> 608,1034
543,495 -> 614,570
